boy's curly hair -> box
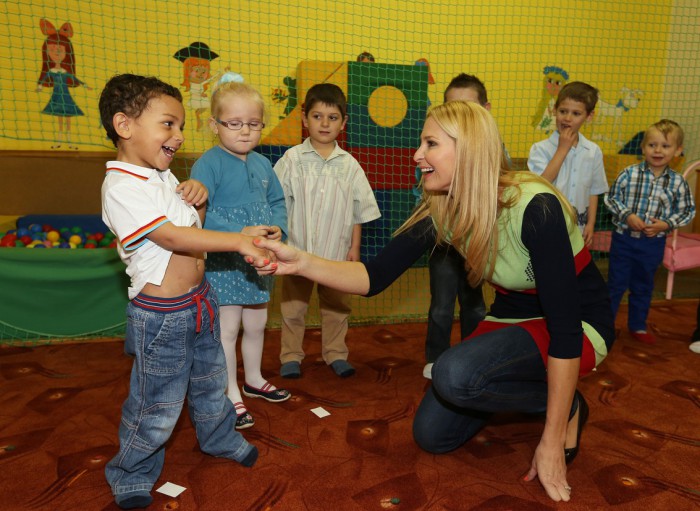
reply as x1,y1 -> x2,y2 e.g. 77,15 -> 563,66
99,74 -> 182,147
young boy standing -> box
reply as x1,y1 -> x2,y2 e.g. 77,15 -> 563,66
99,74 -> 264,509
274,83 -> 381,379
419,74 -> 506,380
605,119 -> 695,344
528,81 -> 608,245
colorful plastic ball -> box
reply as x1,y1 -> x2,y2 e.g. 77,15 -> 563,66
84,242 -> 97,249
59,242 -> 71,248
71,226 -> 83,234
33,243 -> 46,248
31,233 -> 45,241
16,228 -> 30,238
28,224 -> 43,233
42,224 -> 53,232
69,234 -> 83,245
20,235 -> 33,245
94,232 -> 105,242
98,237 -> 112,247
2,233 -> 17,243
46,231 -> 60,242
0,239 -> 14,247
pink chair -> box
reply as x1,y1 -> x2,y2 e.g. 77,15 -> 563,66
663,160 -> 700,299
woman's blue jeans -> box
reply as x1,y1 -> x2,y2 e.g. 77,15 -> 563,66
414,325 -> 557,453
105,285 -> 254,498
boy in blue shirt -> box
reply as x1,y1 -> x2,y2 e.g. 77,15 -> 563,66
605,119 -> 695,344
528,81 -> 608,246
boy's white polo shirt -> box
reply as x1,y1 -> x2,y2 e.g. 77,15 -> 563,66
101,161 -> 201,299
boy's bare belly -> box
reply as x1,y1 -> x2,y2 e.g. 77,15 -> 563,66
141,251 -> 205,298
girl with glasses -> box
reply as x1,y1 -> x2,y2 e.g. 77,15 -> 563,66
191,78 -> 290,430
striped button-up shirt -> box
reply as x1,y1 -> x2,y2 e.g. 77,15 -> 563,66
274,138 -> 381,260
605,161 -> 695,235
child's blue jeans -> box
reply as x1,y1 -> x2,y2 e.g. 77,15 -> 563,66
607,230 -> 666,331
426,245 -> 485,363
105,281 -> 254,499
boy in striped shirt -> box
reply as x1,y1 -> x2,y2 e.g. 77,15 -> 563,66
274,83 -> 381,379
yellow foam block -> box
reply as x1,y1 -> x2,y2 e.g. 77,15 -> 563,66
263,61 -> 348,147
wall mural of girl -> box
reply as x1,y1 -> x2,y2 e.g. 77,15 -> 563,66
35,19 -> 91,150
532,65 -> 569,134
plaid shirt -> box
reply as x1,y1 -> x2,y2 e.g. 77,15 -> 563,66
605,161 -> 696,236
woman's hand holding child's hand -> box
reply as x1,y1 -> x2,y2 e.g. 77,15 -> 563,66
249,237 -> 302,276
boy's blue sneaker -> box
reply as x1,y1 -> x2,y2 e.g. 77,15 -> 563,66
115,491 -> 153,509
330,360 -> 355,378
280,361 -> 301,379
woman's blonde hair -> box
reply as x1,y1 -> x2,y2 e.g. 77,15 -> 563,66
399,101 -> 573,286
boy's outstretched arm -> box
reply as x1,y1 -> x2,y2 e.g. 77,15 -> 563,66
146,223 -> 271,262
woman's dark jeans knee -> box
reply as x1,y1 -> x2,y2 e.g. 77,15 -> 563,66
414,325 -> 549,453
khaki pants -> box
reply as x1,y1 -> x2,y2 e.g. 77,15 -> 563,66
279,275 -> 351,365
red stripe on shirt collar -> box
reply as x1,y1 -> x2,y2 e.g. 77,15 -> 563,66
106,167 -> 149,181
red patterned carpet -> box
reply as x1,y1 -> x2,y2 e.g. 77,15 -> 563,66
1,300 -> 699,511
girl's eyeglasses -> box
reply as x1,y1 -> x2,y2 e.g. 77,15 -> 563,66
215,119 -> 265,131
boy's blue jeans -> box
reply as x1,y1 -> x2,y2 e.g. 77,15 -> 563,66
414,325 -> 559,453
426,245 -> 485,362
105,281 -> 254,498
607,231 -> 666,331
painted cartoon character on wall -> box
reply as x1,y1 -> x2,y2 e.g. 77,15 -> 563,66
591,87 -> 644,147
35,19 -> 91,150
532,65 -> 569,133
173,42 -> 229,131
272,76 -> 297,119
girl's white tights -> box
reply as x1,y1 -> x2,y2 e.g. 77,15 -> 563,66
219,304 -> 273,406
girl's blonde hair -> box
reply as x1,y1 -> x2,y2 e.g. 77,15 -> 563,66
210,81 -> 265,120
399,101 -> 573,286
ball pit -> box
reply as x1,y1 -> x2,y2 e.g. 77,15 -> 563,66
0,224 -> 117,249
0,214 -> 130,339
